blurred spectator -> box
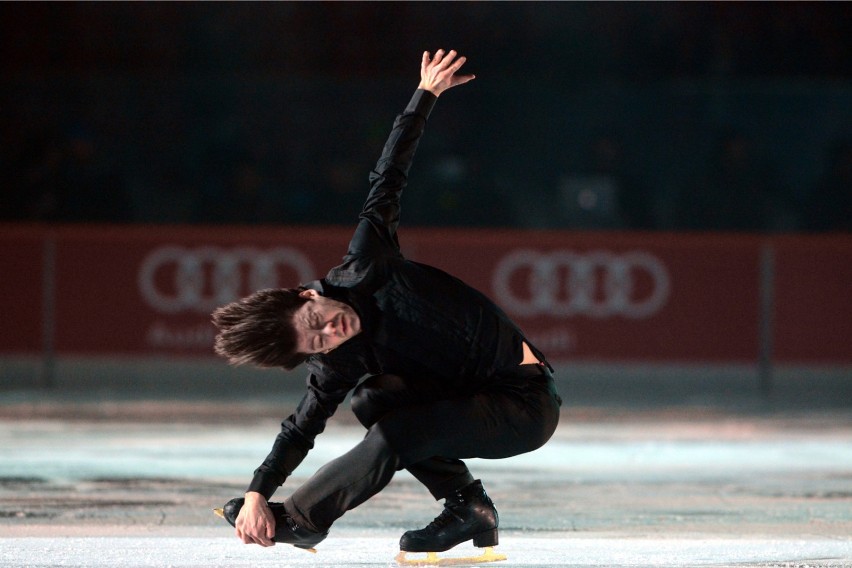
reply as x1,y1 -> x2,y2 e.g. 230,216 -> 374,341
126,159 -> 200,224
1,3 -> 848,230
678,131 -> 783,232
314,158 -> 369,226
554,134 -> 654,231
191,117 -> 288,225
223,161 -> 279,225
57,123 -> 131,223
1,123 -> 130,223
408,150 -> 511,228
403,107 -> 513,229
1,129 -> 65,221
803,139 -> 852,232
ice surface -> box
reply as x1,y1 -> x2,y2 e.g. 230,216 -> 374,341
1,410 -> 850,567
2,536 -> 850,567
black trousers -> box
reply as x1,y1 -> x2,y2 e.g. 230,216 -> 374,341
284,364 -> 562,533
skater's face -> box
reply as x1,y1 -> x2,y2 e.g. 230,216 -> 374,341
292,289 -> 362,354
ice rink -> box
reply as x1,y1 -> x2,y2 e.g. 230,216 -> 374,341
1,393 -> 851,568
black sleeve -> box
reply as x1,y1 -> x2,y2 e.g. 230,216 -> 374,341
344,89 -> 437,260
246,360 -> 362,499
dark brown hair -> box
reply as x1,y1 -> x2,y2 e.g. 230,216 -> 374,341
211,287 -> 310,370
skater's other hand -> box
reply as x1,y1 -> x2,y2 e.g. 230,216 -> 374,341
418,49 -> 475,96
236,492 -> 276,547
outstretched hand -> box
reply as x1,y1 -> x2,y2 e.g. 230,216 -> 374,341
418,49 -> 475,97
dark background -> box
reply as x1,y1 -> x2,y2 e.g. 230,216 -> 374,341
1,1 -> 850,232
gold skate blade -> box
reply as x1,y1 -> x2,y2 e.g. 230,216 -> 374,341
395,547 -> 506,566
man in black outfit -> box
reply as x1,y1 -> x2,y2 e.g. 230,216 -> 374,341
212,49 -> 562,556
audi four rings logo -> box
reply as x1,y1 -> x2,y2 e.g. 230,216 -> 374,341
139,246 -> 316,313
492,249 -> 670,319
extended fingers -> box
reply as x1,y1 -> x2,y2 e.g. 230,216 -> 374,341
429,50 -> 467,80
419,49 -> 474,95
431,49 -> 458,70
448,54 -> 467,73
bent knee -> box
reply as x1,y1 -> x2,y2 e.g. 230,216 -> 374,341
350,374 -> 406,428
350,385 -> 378,428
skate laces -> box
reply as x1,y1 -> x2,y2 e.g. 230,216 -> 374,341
426,508 -> 459,531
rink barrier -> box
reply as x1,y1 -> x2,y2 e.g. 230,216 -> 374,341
1,224 -> 850,390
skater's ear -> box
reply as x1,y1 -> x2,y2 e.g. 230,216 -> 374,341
298,289 -> 321,300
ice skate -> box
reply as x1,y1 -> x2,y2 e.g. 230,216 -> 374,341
396,480 -> 506,565
213,497 -> 327,552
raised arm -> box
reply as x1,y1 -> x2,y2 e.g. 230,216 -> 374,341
418,49 -> 476,96
346,50 -> 474,259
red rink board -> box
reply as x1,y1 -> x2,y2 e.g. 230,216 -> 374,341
0,225 -> 849,365
50,225 -> 349,356
0,227 -> 44,352
772,236 -> 852,364
400,230 -> 761,363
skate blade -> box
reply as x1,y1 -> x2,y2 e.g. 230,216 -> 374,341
395,547 -> 506,566
213,508 -> 316,553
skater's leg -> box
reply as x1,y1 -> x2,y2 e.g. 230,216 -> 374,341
284,426 -> 400,533
354,366 -> 560,467
374,365 -> 560,553
375,365 -> 561,467
350,373 -> 443,428
352,374 -> 474,499
348,365 -> 561,553
406,457 -> 474,500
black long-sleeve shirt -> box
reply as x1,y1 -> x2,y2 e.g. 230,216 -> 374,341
248,89 -> 548,499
